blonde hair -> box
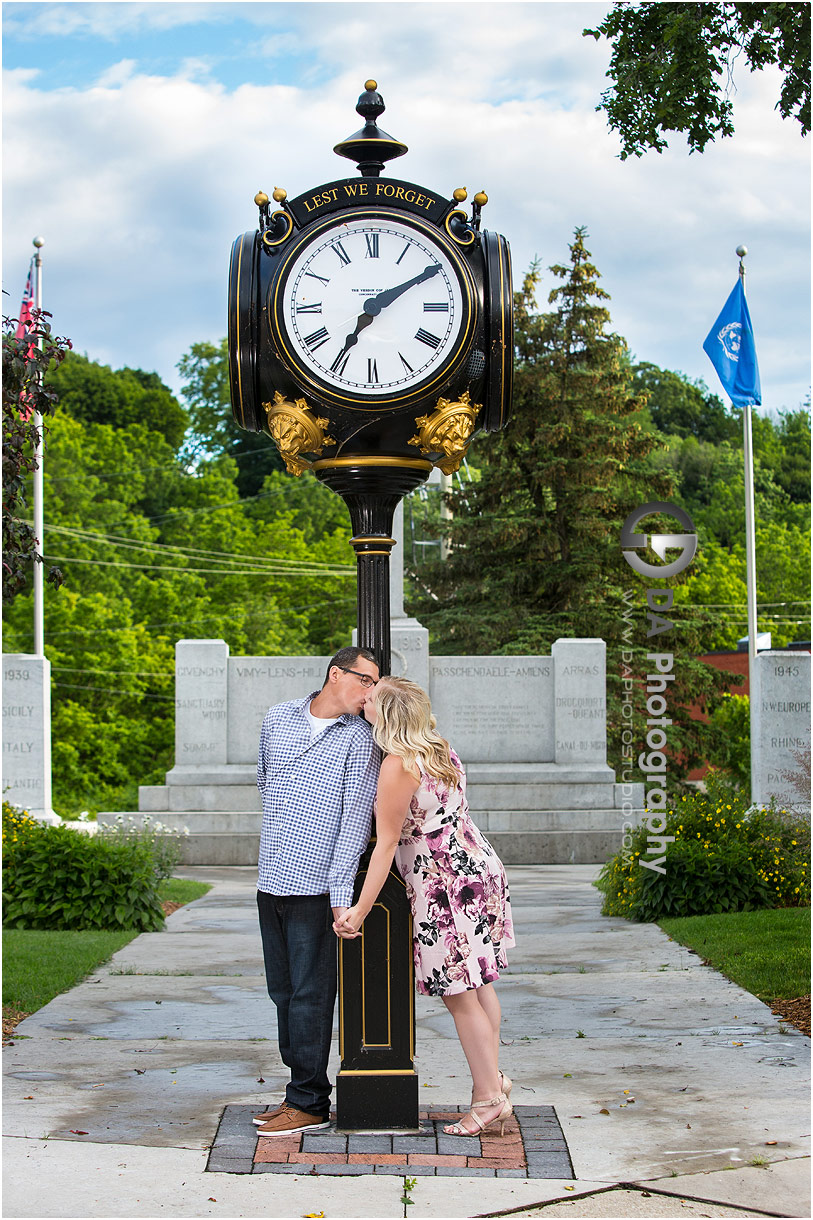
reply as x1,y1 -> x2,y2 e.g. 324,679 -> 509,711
372,677 -> 460,790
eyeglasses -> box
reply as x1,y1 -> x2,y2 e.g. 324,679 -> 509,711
336,665 -> 378,689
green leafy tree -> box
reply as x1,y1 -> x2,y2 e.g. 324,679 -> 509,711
651,394 -> 812,649
177,338 -> 283,497
633,362 -> 738,443
585,2 -> 811,158
2,351 -> 357,814
707,694 -> 751,793
752,406 -> 811,504
674,524 -> 811,650
2,309 -> 71,600
47,351 -> 189,450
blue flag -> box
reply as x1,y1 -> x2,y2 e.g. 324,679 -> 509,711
702,278 -> 762,408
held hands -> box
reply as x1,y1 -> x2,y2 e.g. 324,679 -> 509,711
332,904 -> 364,939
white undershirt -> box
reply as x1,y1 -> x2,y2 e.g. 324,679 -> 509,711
305,705 -> 340,741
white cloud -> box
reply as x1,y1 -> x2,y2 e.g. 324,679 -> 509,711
3,1 -> 236,40
2,2 -> 809,412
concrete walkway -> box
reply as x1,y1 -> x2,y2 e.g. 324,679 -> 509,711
3,865 -> 810,1219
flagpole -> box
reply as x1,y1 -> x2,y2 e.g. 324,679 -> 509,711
736,245 -> 759,797
32,236 -> 46,656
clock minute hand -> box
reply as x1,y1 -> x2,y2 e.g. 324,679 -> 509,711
364,264 -> 440,316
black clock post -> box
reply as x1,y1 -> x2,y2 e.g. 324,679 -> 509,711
228,81 -> 513,1129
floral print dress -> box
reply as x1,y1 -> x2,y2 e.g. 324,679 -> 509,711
388,749 -> 515,997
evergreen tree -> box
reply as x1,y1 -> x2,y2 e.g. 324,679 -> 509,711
409,229 -> 731,778
632,362 -> 738,444
412,228 -> 668,651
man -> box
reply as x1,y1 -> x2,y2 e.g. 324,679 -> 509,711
253,646 -> 381,1136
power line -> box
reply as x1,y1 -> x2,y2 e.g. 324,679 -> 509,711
41,522 -> 354,573
42,554 -> 356,578
52,666 -> 172,678
53,681 -> 175,701
44,443 -> 276,483
674,600 -> 811,608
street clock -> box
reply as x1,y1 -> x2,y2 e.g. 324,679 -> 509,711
228,81 -> 512,484
227,87 -> 515,1130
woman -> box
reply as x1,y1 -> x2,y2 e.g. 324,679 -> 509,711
333,676 -> 516,1138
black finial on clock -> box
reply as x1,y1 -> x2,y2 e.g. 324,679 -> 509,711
333,80 -> 408,178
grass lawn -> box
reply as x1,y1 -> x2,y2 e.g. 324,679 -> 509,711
2,877 -> 211,1020
160,877 -> 212,907
659,906 -> 811,1002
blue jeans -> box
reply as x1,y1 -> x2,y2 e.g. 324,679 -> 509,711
256,891 -> 337,1118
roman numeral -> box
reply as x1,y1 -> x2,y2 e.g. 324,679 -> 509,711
364,234 -> 379,259
423,302 -> 449,312
367,358 -> 379,384
396,242 -> 411,265
304,270 -> 330,286
415,328 -> 441,349
296,302 -> 322,313
330,350 -> 350,376
304,326 -> 330,351
331,241 -> 351,266
399,352 -> 414,375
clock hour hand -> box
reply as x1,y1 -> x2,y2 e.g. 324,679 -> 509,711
364,264 -> 440,316
336,309 -> 376,361
333,263 -> 441,365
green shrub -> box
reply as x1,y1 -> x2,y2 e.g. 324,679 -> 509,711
3,803 -> 164,932
595,774 -> 810,921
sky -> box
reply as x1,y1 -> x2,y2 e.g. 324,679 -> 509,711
3,0 -> 811,415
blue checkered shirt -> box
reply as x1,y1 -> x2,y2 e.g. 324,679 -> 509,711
256,692 -> 381,908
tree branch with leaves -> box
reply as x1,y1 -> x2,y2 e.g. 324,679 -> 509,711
2,309 -> 71,600
585,1 -> 811,158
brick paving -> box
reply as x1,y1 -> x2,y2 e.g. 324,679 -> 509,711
206,1104 -> 574,1178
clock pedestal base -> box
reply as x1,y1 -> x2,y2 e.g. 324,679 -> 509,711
336,844 -> 419,1131
336,1071 -> 420,1131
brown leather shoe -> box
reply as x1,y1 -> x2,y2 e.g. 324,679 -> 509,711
256,1105 -> 330,1137
252,1101 -> 288,1126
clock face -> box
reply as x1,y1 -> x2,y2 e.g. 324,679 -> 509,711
271,213 -> 473,404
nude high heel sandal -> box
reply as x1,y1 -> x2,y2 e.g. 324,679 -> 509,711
444,1092 -> 513,1137
472,1072 -> 512,1105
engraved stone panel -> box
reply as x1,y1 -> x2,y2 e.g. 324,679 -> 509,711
429,657 -> 554,763
175,640 -> 229,766
2,653 -> 52,818
752,651 -> 811,812
227,657 -> 329,764
552,639 -> 607,765
389,625 -> 430,690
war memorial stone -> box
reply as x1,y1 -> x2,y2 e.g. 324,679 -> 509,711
1,653 -> 57,823
751,650 -> 811,813
124,630 -> 644,865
